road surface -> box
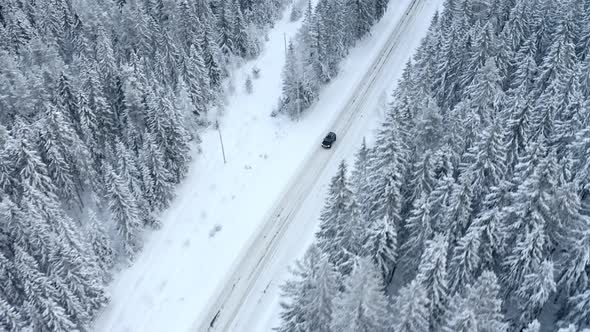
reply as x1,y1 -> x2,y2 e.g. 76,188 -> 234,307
195,0 -> 434,330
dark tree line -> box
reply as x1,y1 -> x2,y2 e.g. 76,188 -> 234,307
278,0 -> 590,331
277,0 -> 390,119
0,0 -> 289,330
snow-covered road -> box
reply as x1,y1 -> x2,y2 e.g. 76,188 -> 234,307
199,0 -> 442,330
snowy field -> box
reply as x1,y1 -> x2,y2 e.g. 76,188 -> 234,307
92,1 -> 441,331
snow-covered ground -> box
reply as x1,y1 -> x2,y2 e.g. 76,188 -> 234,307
92,1 -> 441,331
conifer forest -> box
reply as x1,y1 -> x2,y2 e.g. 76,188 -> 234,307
0,0 -> 290,330
278,0 -> 590,331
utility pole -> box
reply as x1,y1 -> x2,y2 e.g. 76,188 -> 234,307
297,70 -> 305,121
284,33 -> 288,58
216,120 -> 227,164
297,79 -> 301,122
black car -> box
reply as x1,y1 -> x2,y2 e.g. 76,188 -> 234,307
322,132 -> 337,149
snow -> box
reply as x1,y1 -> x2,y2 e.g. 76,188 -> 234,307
92,0 -> 441,331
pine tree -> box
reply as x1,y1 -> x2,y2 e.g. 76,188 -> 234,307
363,215 -> 397,284
331,257 -> 391,332
554,66 -> 586,156
461,57 -> 504,129
201,21 -> 223,89
443,172 -> 475,243
218,0 -> 236,56
280,41 -> 304,118
502,221 -> 548,298
184,45 -> 210,116
467,271 -> 508,331
367,114 -> 405,229
232,0 -> 252,58
504,86 -> 534,174
103,162 -> 142,259
316,161 -> 357,275
12,131 -> 56,198
350,138 -> 371,221
536,17 -> 577,93
442,270 -> 507,332
448,224 -> 482,294
39,100 -> 90,208
307,256 -> 338,332
414,97 -> 444,153
502,151 -> 559,255
516,259 -> 556,326
392,280 -> 430,332
374,0 -> 388,19
277,245 -> 321,332
140,131 -> 174,211
400,194 -> 434,274
460,119 -> 507,205
87,210 -> 114,280
442,297 -> 478,332
511,35 -> 539,93
403,152 -> 432,214
335,198 -> 365,274
15,247 -> 76,332
415,233 -> 449,329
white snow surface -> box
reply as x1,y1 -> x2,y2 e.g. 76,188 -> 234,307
92,0 -> 441,331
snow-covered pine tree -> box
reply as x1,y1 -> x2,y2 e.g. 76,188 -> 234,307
515,259 -> 556,327
400,193 -> 434,275
362,215 -> 397,284
415,233 -> 450,329
448,224 -> 482,294
277,245 -> 321,332
443,172 -> 475,244
459,119 -> 507,207
366,112 -> 406,229
87,209 -> 114,280
306,255 -> 339,332
347,0 -> 375,40
280,41 -> 303,118
103,162 -> 142,259
536,15 -> 577,94
232,0 -> 253,58
350,138 -> 371,221
392,279 -> 430,332
442,270 -> 507,332
15,247 -> 75,332
405,151 -> 436,214
140,131 -> 174,211
374,0 -> 388,20
331,257 -> 391,332
218,0 -> 237,56
414,96 -> 444,153
316,161 -> 356,275
184,44 -> 210,116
